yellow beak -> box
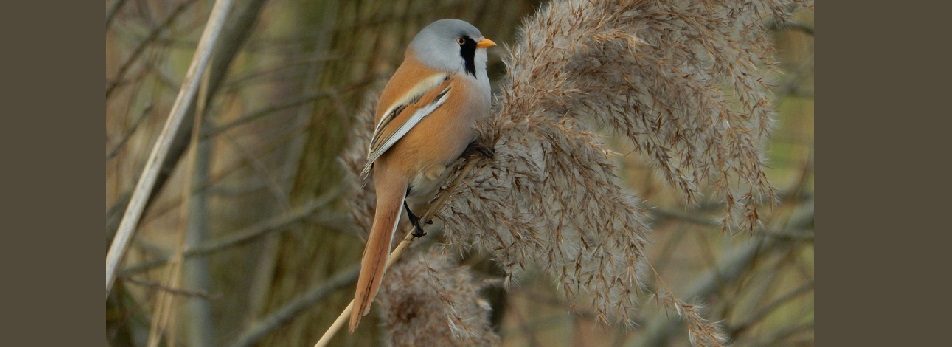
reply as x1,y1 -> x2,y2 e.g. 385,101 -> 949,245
477,38 -> 496,48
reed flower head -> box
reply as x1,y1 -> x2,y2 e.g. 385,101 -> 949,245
376,249 -> 500,346
342,0 -> 806,344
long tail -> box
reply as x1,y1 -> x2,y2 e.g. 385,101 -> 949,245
349,177 -> 407,332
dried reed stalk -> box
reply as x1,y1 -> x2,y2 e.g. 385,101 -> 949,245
106,0 -> 235,296
148,49 -> 216,347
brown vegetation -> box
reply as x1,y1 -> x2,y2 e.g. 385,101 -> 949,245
106,0 -> 814,346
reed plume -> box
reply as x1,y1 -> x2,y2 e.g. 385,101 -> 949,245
376,249 -> 500,346
340,0 -> 806,344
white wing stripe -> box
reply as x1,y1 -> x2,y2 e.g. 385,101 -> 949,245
360,87 -> 451,180
370,73 -> 448,147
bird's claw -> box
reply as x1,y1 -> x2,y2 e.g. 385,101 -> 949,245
412,227 -> 427,238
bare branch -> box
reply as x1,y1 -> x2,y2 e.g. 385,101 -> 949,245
228,265 -> 360,347
203,91 -> 334,139
635,209 -> 813,346
633,237 -> 779,347
650,207 -> 815,240
106,0 -> 197,99
124,277 -> 214,299
107,104 -> 153,160
120,190 -> 344,276
728,280 -> 814,338
105,0 -> 129,31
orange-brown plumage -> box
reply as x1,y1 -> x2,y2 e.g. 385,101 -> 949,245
349,19 -> 494,333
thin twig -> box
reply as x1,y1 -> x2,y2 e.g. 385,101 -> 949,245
719,245 -> 797,330
632,229 -> 799,346
229,265 -> 360,347
222,133 -> 291,209
728,280 -> 814,337
220,54 -> 342,89
119,125 -> 304,233
314,157 -> 483,347
105,0 -> 129,30
106,0 -> 197,99
106,0 -> 235,296
124,277 -> 214,299
203,91 -> 333,139
120,190 -> 344,276
145,249 -> 188,347
107,104 -> 153,160
203,75 -> 380,139
644,257 -> 728,347
650,208 -> 814,240
105,0 -> 267,247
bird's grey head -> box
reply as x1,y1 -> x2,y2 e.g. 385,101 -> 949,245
409,19 -> 495,78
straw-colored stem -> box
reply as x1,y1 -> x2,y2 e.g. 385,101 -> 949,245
314,158 -> 481,347
105,0 -> 235,296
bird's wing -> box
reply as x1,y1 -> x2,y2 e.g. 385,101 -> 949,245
360,73 -> 452,181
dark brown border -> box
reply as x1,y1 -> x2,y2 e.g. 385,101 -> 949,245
823,1 -> 952,346
11,0 -> 952,345
5,1 -> 102,346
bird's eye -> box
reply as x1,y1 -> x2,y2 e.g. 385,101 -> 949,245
457,37 -> 466,45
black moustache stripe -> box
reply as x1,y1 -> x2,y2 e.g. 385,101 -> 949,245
460,37 -> 477,77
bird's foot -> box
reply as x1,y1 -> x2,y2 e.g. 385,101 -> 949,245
409,215 -> 427,237
411,225 -> 427,238
404,201 -> 427,238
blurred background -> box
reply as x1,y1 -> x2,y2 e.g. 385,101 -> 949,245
105,0 -> 813,346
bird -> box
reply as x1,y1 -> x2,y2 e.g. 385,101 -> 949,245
349,19 -> 496,332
